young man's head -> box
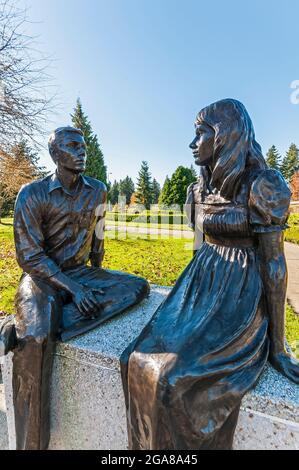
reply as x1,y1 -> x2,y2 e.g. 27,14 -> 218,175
48,126 -> 86,173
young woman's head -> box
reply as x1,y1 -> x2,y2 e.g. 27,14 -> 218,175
189,99 -> 266,199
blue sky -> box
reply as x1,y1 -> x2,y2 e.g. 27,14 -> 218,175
21,0 -> 299,185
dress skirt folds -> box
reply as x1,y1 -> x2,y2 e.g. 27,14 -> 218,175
120,168 -> 291,450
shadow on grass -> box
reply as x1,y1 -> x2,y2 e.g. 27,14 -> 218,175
0,221 -> 13,226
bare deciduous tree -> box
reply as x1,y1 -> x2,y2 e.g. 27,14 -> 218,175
0,142 -> 39,219
0,0 -> 56,150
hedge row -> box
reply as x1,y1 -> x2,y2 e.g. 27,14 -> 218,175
105,211 -> 189,225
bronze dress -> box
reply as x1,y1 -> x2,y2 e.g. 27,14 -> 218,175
120,167 -> 291,450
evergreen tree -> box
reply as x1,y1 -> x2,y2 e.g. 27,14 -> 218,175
119,176 -> 135,205
71,98 -> 107,183
14,140 -> 48,179
108,180 -> 119,205
280,143 -> 299,181
159,166 -> 197,209
152,178 -> 161,204
266,145 -> 280,170
135,161 -> 153,209
159,175 -> 170,205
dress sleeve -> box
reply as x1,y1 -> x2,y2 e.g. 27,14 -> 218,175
249,169 -> 291,233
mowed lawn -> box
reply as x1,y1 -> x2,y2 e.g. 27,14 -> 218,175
0,217 -> 298,355
285,214 -> 299,244
0,218 -> 193,314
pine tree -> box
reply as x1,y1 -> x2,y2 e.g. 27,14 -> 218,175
280,143 -> 299,181
159,175 -> 170,206
152,178 -> 161,204
135,161 -> 153,209
71,98 -> 107,183
159,166 -> 197,209
119,176 -> 135,205
266,145 -> 280,170
108,180 -> 119,205
14,140 -> 48,179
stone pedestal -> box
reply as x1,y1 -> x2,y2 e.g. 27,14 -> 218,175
2,285 -> 299,450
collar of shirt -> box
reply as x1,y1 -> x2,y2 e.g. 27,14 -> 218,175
48,172 -> 95,196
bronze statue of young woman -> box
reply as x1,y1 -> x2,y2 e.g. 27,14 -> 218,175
120,98 -> 299,450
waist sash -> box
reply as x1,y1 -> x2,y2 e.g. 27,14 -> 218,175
205,235 -> 256,248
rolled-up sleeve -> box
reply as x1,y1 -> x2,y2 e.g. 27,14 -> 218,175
13,184 -> 61,280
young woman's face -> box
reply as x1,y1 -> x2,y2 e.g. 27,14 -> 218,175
189,122 -> 215,166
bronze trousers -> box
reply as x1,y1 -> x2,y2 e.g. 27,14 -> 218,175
13,266 -> 149,450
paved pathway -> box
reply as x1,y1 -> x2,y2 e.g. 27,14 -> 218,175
0,367 -> 8,450
105,225 -> 194,238
285,242 -> 299,314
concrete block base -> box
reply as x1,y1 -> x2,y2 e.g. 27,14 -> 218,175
2,286 -> 299,450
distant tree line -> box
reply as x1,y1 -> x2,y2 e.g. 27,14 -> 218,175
266,144 -> 299,200
108,162 -> 198,210
3,88 -> 299,218
266,144 -> 299,181
109,176 -> 135,205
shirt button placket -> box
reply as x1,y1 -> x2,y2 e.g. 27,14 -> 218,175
67,196 -> 74,240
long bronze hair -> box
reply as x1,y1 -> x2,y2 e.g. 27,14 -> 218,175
196,99 -> 267,200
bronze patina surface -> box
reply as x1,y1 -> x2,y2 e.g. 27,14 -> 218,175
11,126 -> 149,450
120,99 -> 299,450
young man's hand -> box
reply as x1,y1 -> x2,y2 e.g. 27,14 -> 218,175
72,286 -> 104,317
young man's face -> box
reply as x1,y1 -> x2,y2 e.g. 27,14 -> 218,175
54,132 -> 86,173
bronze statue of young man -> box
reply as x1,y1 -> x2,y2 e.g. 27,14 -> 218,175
9,126 -> 149,450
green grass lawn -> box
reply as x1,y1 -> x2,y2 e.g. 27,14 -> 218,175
0,217 -> 298,356
286,304 -> 299,356
0,219 -> 20,314
105,213 -> 299,239
0,219 -> 193,314
285,214 -> 299,244
105,219 -> 192,231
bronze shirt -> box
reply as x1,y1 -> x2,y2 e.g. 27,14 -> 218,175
13,172 -> 106,280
